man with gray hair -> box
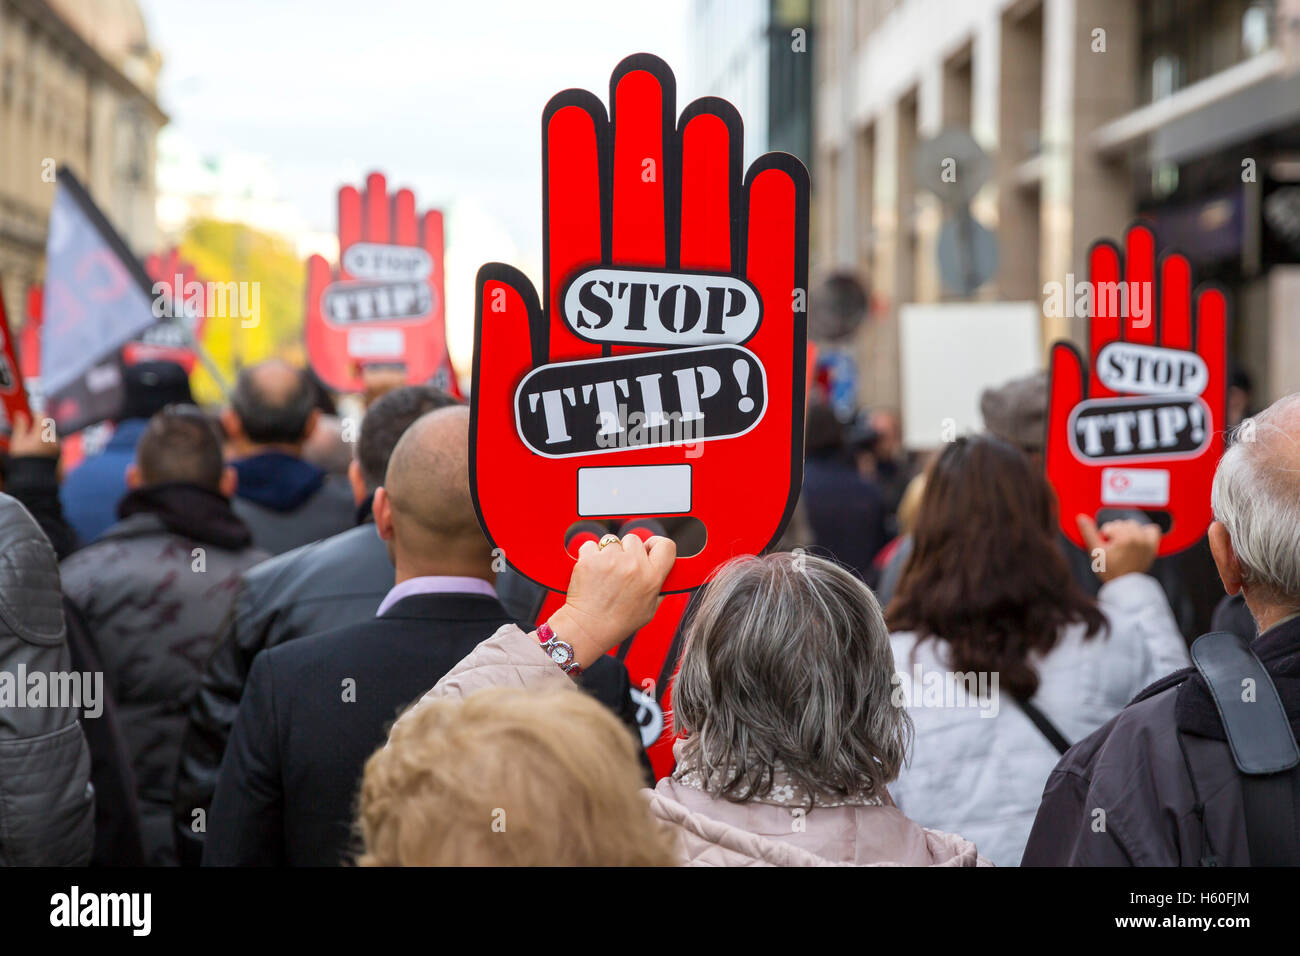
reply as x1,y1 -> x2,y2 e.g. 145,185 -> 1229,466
1023,393 -> 1300,866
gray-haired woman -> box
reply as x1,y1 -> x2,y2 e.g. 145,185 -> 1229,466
389,534 -> 987,866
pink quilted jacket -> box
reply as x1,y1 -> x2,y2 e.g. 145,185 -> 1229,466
405,624 -> 990,867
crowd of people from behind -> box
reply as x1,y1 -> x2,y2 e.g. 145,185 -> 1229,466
0,346 -> 1296,867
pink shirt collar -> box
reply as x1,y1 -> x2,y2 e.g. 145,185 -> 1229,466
376,576 -> 498,617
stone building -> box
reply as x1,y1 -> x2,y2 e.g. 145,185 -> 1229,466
815,0 -> 1300,414
0,0 -> 165,322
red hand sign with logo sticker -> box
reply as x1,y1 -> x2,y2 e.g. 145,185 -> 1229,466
137,247 -> 207,372
306,173 -> 455,394
474,55 -> 808,778
471,53 -> 808,596
1046,224 -> 1226,557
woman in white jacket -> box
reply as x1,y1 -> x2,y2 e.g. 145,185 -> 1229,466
886,435 -> 1190,866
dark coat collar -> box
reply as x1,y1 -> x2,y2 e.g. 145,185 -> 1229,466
378,591 -> 514,624
112,482 -> 253,550
231,452 -> 325,512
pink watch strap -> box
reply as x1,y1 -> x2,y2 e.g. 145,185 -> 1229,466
537,622 -> 582,676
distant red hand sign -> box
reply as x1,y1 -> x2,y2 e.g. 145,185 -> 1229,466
136,247 -> 206,372
1046,224 -> 1226,556
0,286 -> 33,438
471,54 -> 809,595
305,173 -> 452,393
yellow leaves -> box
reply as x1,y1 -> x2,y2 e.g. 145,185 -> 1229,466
175,219 -> 305,404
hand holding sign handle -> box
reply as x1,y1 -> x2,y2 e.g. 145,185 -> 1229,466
1047,224 -> 1226,557
472,54 -> 808,594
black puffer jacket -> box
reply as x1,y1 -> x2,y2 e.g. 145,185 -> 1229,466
60,484 -> 267,866
0,494 -> 94,866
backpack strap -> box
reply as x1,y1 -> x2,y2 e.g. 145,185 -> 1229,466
1190,630 -> 1300,866
1012,696 -> 1071,755
1241,770 -> 1300,867
1191,631 -> 1299,774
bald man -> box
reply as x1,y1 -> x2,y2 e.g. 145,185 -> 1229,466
222,360 -> 355,555
204,407 -> 643,865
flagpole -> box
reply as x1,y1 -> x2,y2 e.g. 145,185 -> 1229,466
179,323 -> 231,400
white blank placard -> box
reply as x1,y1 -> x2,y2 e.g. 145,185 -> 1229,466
899,302 -> 1043,449
577,464 -> 693,516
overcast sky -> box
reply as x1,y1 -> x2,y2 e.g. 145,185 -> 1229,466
137,0 -> 693,257
135,0 -> 711,367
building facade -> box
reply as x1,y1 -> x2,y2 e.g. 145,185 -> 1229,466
815,0 -> 1300,416
691,0 -> 815,166
0,0 -> 165,323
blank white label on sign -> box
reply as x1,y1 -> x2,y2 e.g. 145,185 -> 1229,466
898,302 -> 1042,449
1100,467 -> 1170,506
577,464 -> 692,516
347,328 -> 405,358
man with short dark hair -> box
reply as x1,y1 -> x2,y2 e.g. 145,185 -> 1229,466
135,407 -> 228,489
61,405 -> 267,865
173,384 -> 459,865
221,360 -> 354,555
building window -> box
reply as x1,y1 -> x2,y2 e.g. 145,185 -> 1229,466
1151,54 -> 1184,101
1242,2 -> 1273,56
1140,0 -> 1275,105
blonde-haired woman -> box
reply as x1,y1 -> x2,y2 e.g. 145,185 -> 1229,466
358,686 -> 676,866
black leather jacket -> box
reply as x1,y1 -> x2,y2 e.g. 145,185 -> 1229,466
0,494 -> 95,865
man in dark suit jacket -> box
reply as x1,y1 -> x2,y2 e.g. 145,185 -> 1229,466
204,406 -> 642,865
174,384 -> 460,865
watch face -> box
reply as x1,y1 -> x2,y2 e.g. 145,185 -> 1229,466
549,643 -> 573,666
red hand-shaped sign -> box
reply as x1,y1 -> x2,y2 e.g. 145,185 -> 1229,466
306,173 -> 453,393
136,247 -> 206,372
471,54 -> 809,595
1046,223 -> 1226,556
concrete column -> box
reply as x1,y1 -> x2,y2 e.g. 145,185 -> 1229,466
1041,0 -> 1137,347
855,100 -> 902,411
1268,267 -> 1300,400
995,2 -> 1043,304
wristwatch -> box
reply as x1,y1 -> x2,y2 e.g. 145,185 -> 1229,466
537,621 -> 582,676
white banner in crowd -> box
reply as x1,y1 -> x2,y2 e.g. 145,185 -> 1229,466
899,301 -> 1043,449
